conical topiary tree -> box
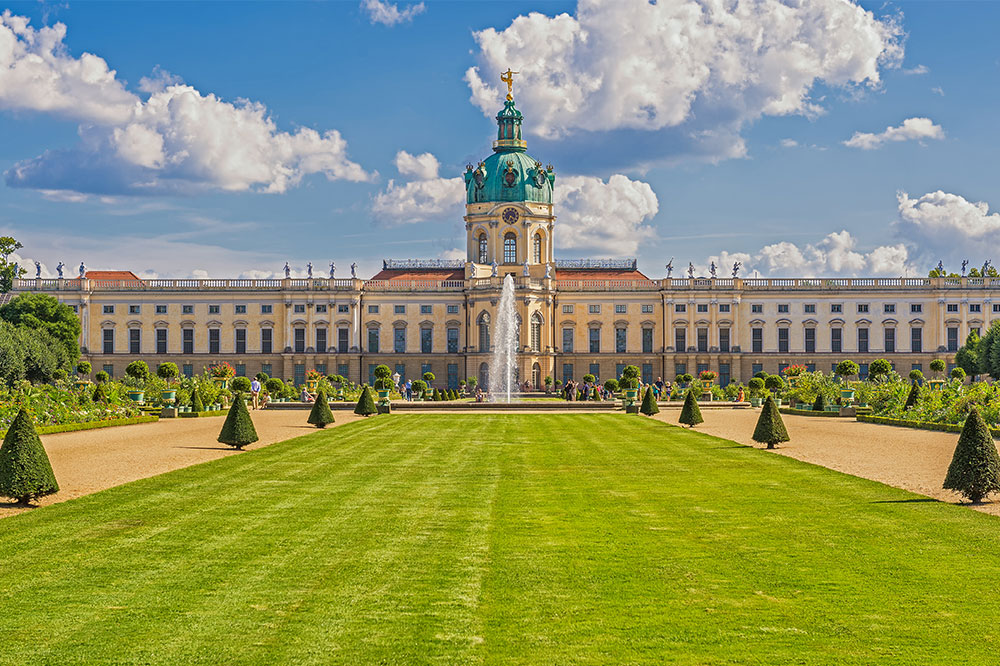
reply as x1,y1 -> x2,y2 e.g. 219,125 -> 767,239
639,386 -> 659,416
592,387 -> 600,401
812,393 -> 826,412
943,407 -> 1000,503
192,389 -> 205,413
355,386 -> 377,416
92,382 -> 109,404
217,394 -> 258,450
0,409 -> 59,505
308,389 -> 335,428
904,383 -> 920,410
679,389 -> 703,427
752,396 -> 789,449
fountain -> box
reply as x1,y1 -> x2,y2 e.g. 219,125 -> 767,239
489,274 -> 518,402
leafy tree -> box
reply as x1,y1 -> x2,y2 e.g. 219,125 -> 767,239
943,407 -> 1000,503
0,409 -> 59,504
951,367 -> 967,382
868,359 -> 892,381
422,371 -> 435,386
76,361 -> 92,377
0,236 -> 25,293
747,377 -> 765,397
620,365 -> 640,389
0,292 -> 81,361
354,386 -> 377,416
308,390 -> 335,428
95,370 -> 109,383
125,360 -> 150,381
264,378 -> 284,395
904,383 -> 920,410
929,359 -> 946,376
373,364 -> 393,390
157,362 -> 179,381
231,376 -> 252,393
603,378 -> 619,393
752,396 -> 789,449
955,330 -> 981,378
835,360 -> 860,381
678,390 -> 703,427
0,320 -> 73,386
217,394 -> 258,449
639,386 -> 659,416
764,375 -> 784,392
812,393 -> 827,412
753,371 -> 768,380
908,369 -> 924,384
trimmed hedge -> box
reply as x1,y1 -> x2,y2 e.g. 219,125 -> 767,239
0,415 -> 159,439
857,414 -> 1000,438
178,410 -> 228,419
779,408 -> 844,418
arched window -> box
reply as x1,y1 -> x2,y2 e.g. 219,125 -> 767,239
478,312 -> 491,352
478,233 -> 488,263
504,233 -> 517,264
479,362 -> 490,389
530,312 -> 542,352
532,233 -> 542,264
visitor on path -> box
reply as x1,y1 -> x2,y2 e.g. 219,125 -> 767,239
250,378 -> 261,409
260,392 -> 270,409
300,387 -> 315,403
737,387 -> 745,403
475,387 -> 484,402
405,379 -> 413,401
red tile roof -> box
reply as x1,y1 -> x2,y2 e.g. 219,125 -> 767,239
84,271 -> 141,280
370,269 -> 465,281
555,268 -> 650,280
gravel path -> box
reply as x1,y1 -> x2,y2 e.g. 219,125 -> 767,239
653,408 -> 1000,515
1,409 -> 366,519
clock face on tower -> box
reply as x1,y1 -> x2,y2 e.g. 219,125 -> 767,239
502,207 -> 519,224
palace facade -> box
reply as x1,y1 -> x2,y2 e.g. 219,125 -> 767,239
11,91 -> 986,388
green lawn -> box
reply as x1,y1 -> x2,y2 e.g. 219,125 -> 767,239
2,415 -> 1000,664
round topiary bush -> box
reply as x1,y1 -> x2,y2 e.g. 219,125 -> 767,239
764,375 -> 784,391
930,359 -> 946,374
125,360 -> 150,381
583,373 -> 596,384
52,368 -> 67,381
231,376 -> 252,394
951,367 -> 967,381
747,377 -> 765,393
76,361 -> 92,376
909,369 -> 924,383
868,359 -> 892,380
95,370 -> 109,384
265,378 -> 284,394
603,378 -> 619,393
835,360 -> 860,380
157,362 -> 179,381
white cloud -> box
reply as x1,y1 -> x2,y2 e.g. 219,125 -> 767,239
894,191 -> 1000,269
371,151 -> 463,224
394,150 -> 440,180
0,12 -> 370,196
931,86 -> 945,97
843,117 -> 944,150
903,64 -> 929,75
556,174 -> 658,257
704,231 -> 912,278
779,139 -> 799,148
466,0 -> 902,166
361,0 -> 425,26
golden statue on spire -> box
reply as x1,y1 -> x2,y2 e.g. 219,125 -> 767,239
500,68 -> 518,101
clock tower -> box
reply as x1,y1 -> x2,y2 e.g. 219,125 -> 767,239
463,84 -> 555,280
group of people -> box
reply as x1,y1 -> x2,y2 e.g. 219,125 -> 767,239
560,376 -> 677,401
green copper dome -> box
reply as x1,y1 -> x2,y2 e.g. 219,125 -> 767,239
465,97 -> 554,205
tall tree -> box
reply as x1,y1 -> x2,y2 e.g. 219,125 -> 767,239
0,292 -> 81,361
0,236 -> 25,293
954,330 -> 982,379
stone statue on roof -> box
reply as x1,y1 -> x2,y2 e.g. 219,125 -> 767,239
709,262 -> 717,279
351,262 -> 357,278
962,259 -> 968,277
732,261 -> 741,278
283,262 -> 290,279
79,261 -> 86,278
56,262 -> 64,279
491,260 -> 498,277
35,261 -> 41,278
307,262 -> 313,279
936,260 -> 944,275
665,258 -> 673,278
688,262 -> 694,279
329,261 -> 335,278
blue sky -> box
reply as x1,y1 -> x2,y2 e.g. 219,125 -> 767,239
2,0 -> 999,279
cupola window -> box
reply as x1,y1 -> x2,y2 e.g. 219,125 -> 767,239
504,233 -> 517,264
478,233 -> 488,263
532,233 -> 542,263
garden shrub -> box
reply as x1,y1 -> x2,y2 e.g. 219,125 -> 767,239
930,359 -> 946,375
679,390 -> 703,427
764,375 -> 784,392
943,407 -> 1000,503
909,369 -> 924,384
752,396 -> 789,449
354,386 -> 377,416
904,383 -> 920,410
869,359 -> 892,381
308,390 -> 335,428
76,361 -> 92,376
95,371 -> 109,383
192,390 -> 205,413
639,386 -> 659,416
603,379 -> 619,393
92,382 -> 109,404
157,363 -> 179,381
583,373 -> 596,384
951,367 -> 967,382
812,393 -> 827,411
264,378 -> 284,395
411,380 -> 427,398
217,394 -> 258,450
747,377 -> 765,396
373,365 -> 393,391
592,387 -> 599,401
0,408 -> 59,504
125,361 -> 150,381
230,377 -> 252,394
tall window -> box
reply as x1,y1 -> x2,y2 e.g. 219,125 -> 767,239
530,313 -> 542,352
804,328 -> 816,353
858,328 -> 869,353
478,313 -> 490,352
697,328 -> 708,352
719,328 -> 730,353
261,328 -> 272,354
532,233 -> 542,263
235,328 -> 247,354
947,327 -> 959,352
368,328 -> 380,354
777,327 -> 789,353
156,329 -> 167,354
394,327 -> 406,353
642,328 -> 653,353
421,327 -> 433,353
616,327 -> 627,353
503,233 -> 517,264
911,327 -> 922,353
589,328 -> 601,353
447,363 -> 458,389
338,328 -> 349,353
884,328 -> 895,353
675,328 -> 686,352
751,328 -> 763,353
562,327 -> 573,353
294,327 -> 305,353
831,328 -> 842,354
209,329 -> 220,354
316,328 -> 327,354
478,233 -> 488,263
447,327 -> 459,353
183,328 -> 194,354
129,328 -> 141,354
103,329 -> 114,354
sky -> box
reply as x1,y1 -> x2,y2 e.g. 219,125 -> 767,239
2,0 -> 1000,280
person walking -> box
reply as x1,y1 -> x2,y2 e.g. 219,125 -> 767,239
250,377 -> 261,410
405,379 -> 413,402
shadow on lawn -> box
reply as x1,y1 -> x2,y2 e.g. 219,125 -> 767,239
871,498 -> 939,504
174,446 -> 242,451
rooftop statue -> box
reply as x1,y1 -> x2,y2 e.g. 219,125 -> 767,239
283,262 -> 290,279
500,68 -> 518,100
307,262 -> 313,279
56,262 -> 64,279
329,261 -> 335,278
665,258 -> 673,278
351,262 -> 357,278
732,261 -> 742,278
79,261 -> 86,278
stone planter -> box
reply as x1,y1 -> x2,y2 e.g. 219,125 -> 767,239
74,379 -> 92,390
840,388 -> 856,402
750,397 -> 762,407
928,379 -> 946,391
213,377 -> 229,389
376,388 -> 391,406
160,389 -> 177,404
126,390 -> 145,404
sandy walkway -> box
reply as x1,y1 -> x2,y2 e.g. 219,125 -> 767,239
1,409 -> 365,519
653,408 -> 1000,516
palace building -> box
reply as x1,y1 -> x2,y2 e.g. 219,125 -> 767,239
11,86 -> 984,388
